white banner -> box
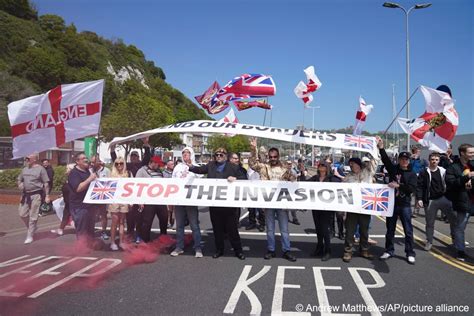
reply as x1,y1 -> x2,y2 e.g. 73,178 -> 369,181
8,80 -> 104,159
84,178 -> 394,217
109,120 -> 378,157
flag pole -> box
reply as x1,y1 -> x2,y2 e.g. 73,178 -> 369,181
383,86 -> 419,136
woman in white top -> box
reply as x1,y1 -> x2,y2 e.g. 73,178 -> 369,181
108,157 -> 131,251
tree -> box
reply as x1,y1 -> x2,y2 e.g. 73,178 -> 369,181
100,93 -> 176,157
0,0 -> 37,20
207,134 -> 250,154
13,46 -> 66,89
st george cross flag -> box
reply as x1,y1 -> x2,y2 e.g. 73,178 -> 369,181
398,85 -> 458,153
303,66 -> 322,93
294,66 -> 322,106
222,108 -> 239,124
8,80 -> 104,159
294,81 -> 314,105
353,96 -> 374,135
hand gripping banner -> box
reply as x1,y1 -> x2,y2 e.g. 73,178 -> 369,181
84,178 -> 395,217
110,120 -> 379,157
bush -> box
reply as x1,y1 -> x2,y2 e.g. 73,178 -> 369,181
0,165 -> 67,192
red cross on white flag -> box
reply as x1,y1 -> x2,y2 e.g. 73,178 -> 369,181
8,79 -> 104,159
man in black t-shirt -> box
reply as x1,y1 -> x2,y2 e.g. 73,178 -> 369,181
416,152 -> 452,251
68,152 -> 97,243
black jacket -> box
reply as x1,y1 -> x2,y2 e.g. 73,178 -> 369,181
445,157 -> 473,213
416,167 -> 446,206
380,148 -> 417,207
189,161 -> 247,180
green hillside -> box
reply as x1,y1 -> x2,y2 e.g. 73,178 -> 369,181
0,0 -> 209,148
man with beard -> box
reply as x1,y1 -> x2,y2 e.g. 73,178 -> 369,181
249,138 -> 297,262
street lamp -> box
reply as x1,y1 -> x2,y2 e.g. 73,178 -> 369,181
306,105 -> 320,166
383,2 -> 431,150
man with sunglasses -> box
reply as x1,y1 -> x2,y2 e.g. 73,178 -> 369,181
17,154 -> 51,244
249,137 -> 297,262
68,152 -> 97,244
189,148 -> 247,260
416,152 -> 452,251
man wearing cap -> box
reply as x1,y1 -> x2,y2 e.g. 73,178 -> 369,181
17,154 -> 51,244
342,155 -> 377,263
377,137 -> 418,264
111,137 -> 151,242
249,138 -> 297,262
136,156 -> 168,242
189,147 -> 247,260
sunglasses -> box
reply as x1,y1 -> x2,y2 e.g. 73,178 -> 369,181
215,153 -> 226,157
115,162 -> 124,166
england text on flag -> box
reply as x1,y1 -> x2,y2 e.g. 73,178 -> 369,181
8,80 -> 104,159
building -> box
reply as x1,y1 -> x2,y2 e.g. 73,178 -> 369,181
0,137 -> 85,169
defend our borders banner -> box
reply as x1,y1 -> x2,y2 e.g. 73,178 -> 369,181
109,120 -> 379,157
84,178 -> 395,217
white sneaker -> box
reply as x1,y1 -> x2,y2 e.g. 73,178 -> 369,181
379,252 -> 392,260
24,237 -> 33,244
195,249 -> 203,258
407,256 -> 416,264
424,242 -> 432,251
170,248 -> 184,257
110,243 -> 119,251
50,229 -> 64,236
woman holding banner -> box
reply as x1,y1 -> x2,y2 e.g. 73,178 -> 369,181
188,148 -> 247,260
107,157 -> 131,251
299,160 -> 340,261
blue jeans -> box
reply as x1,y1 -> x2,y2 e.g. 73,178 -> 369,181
265,209 -> 290,252
449,206 -> 471,252
70,207 -> 95,240
175,205 -> 201,250
385,205 -> 415,257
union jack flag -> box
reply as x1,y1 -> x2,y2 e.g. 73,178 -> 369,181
90,180 -> 117,200
344,134 -> 374,150
361,188 -> 389,212
217,74 -> 276,102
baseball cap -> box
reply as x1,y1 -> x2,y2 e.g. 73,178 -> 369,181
151,156 -> 164,166
362,156 -> 371,162
130,151 -> 139,157
398,152 -> 411,159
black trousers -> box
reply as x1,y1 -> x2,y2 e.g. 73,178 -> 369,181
126,205 -> 143,237
140,205 -> 168,242
210,207 -> 242,253
312,210 -> 333,253
248,208 -> 265,226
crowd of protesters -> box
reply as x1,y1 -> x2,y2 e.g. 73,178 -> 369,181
16,137 -> 473,263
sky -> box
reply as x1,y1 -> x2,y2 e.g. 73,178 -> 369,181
34,0 -> 473,135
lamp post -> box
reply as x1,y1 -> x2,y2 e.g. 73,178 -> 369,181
383,2 -> 431,150
306,105 -> 320,166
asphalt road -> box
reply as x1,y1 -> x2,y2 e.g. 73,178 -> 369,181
0,204 -> 472,316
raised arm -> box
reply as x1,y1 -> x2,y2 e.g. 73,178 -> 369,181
376,136 -> 396,178
248,137 -> 265,173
